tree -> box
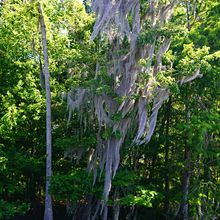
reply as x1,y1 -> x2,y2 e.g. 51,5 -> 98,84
68,0 -> 204,200
0,1 -> 219,219
38,1 -> 53,219
0,1 -> 94,218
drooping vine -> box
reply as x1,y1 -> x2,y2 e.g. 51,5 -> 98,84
67,0 -> 203,211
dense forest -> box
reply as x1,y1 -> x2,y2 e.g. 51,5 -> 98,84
0,0 -> 219,220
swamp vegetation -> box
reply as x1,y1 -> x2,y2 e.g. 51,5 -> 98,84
0,0 -> 219,219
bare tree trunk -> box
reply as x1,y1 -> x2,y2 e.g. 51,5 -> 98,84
164,98 -> 172,218
38,2 -> 53,220
177,147 -> 191,220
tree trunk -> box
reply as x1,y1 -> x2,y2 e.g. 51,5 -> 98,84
177,147 -> 191,220
38,2 -> 53,220
164,98 -> 172,217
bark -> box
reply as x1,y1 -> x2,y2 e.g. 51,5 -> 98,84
113,204 -> 120,220
177,147 -> 191,220
164,98 -> 172,217
38,2 -> 53,220
103,205 -> 108,220
185,1 -> 191,31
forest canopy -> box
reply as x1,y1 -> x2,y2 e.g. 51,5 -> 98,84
0,0 -> 219,220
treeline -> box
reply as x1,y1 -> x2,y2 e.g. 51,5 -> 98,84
0,0 -> 219,220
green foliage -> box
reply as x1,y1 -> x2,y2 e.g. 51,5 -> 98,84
119,188 -> 158,207
50,169 -> 94,202
0,200 -> 29,220
0,0 -> 95,218
156,70 -> 175,87
176,43 -> 211,77
0,0 -> 219,219
113,170 -> 138,187
112,170 -> 161,208
138,22 -> 186,45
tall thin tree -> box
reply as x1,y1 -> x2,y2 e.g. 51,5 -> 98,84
38,1 -> 53,219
